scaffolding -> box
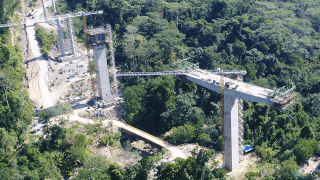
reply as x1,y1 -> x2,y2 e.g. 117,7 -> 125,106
238,99 -> 245,162
56,17 -> 65,56
66,17 -> 76,55
237,75 -> 245,162
270,86 -> 296,110
106,25 -> 118,98
116,70 -> 190,76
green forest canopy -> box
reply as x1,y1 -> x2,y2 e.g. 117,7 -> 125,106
1,0 -> 320,179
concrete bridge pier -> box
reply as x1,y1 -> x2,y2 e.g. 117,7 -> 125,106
93,44 -> 112,100
224,95 -> 239,171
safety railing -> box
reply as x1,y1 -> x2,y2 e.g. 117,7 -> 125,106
116,70 -> 190,77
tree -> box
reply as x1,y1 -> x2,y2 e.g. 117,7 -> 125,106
35,27 -> 57,57
293,139 -> 317,164
245,172 -> 261,180
154,26 -> 187,62
300,125 -> 313,139
123,84 -> 146,124
162,92 -> 205,128
197,133 -> 211,146
170,124 -> 196,145
0,128 -> 17,152
255,143 -> 278,162
103,163 -> 124,180
280,157 -> 298,180
75,156 -> 111,180
215,168 -> 228,179
156,161 -> 189,180
156,149 -> 215,179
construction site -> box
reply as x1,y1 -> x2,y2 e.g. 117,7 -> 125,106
6,0 -> 317,179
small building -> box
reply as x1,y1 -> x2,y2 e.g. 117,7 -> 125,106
87,27 -> 108,45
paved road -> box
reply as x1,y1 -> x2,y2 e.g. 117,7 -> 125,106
67,114 -> 188,160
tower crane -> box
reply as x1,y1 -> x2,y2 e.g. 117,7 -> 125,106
0,10 -> 103,56
215,68 -> 247,169
0,11 -> 103,28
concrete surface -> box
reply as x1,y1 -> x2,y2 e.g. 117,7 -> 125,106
224,95 -> 239,171
93,44 -> 112,100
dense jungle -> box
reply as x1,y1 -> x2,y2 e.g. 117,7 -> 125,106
1,0 -> 320,179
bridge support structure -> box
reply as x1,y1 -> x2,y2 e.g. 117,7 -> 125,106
224,95 -> 239,171
93,44 -> 112,100
89,42 -> 295,171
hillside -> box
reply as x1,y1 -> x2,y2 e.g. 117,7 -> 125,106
1,0 -> 320,179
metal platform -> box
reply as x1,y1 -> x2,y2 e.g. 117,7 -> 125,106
116,70 -> 190,76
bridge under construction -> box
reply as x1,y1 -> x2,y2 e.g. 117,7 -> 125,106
117,69 -> 295,171
84,25 -> 296,171
88,25 -> 295,171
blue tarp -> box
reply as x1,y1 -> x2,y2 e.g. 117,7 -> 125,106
241,145 -> 254,152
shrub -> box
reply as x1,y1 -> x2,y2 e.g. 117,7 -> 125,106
170,124 -> 195,145
197,133 -> 211,146
35,27 -> 57,57
71,83 -> 75,89
100,134 -> 110,146
39,103 -> 73,122
245,172 -> 261,180
38,111 -> 51,122
293,139 -> 317,164
88,60 -> 96,73
114,131 -> 122,139
215,169 -> 228,179
100,131 -> 122,147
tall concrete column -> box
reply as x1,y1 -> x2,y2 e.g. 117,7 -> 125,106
93,44 -> 112,100
67,17 -> 75,55
224,95 -> 239,171
52,0 -> 57,15
56,17 -> 65,56
41,0 -> 47,22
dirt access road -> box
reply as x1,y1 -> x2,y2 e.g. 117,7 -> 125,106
26,1 -> 56,108
66,114 -> 187,160
24,1 -> 188,161
27,25 -> 55,108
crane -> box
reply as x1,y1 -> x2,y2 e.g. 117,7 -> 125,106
215,68 -> 247,169
0,10 -> 103,56
0,11 -> 103,28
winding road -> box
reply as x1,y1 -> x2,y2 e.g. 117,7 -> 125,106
27,25 -> 54,108
26,1 -> 56,108
25,2 -> 188,160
